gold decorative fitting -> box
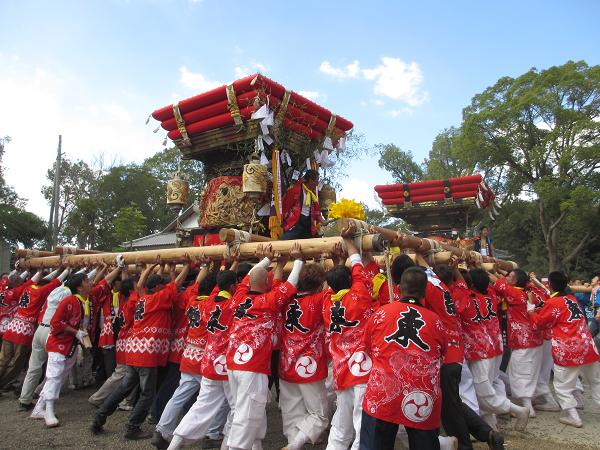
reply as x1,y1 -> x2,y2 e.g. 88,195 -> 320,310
172,103 -> 191,146
226,84 -> 243,126
403,191 -> 410,197
325,114 -> 337,137
166,173 -> 190,211
242,162 -> 268,195
275,90 -> 291,125
443,186 -> 450,193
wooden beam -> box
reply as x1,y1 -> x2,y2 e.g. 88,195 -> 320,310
53,246 -> 103,255
19,234 -> 388,269
336,218 -> 518,272
218,228 -> 273,243
15,249 -> 56,258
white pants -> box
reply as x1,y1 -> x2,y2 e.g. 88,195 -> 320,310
157,372 -> 203,439
553,362 -> 600,410
19,325 -> 50,405
279,379 -> 329,444
469,355 -> 511,415
326,384 -> 366,450
508,345 -> 543,400
534,339 -> 553,399
459,360 -> 480,414
227,370 -> 268,450
325,363 -> 336,421
32,351 -> 77,416
173,377 -> 232,444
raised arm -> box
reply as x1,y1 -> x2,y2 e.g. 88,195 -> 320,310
174,254 -> 191,288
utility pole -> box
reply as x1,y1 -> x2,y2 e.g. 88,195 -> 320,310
50,135 -> 62,248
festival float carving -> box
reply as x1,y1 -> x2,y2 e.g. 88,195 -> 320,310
151,74 -> 353,243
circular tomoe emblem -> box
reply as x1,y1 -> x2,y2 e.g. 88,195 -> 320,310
401,390 -> 434,422
347,351 -> 372,377
295,356 -> 318,378
233,343 -> 253,365
213,354 -> 227,375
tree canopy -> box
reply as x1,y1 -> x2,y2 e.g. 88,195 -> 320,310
0,136 -> 47,248
41,147 -> 204,250
377,61 -> 600,275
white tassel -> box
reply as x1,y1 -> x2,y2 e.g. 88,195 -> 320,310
145,115 -> 151,125
153,125 -> 160,133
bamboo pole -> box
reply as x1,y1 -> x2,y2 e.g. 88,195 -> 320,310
53,246 -> 103,255
15,249 -> 56,258
218,228 -> 273,243
336,218 -> 518,272
18,234 -> 388,269
569,285 -> 593,294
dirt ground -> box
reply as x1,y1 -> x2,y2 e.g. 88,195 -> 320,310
0,386 -> 599,450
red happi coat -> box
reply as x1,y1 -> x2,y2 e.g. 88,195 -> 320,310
281,180 -> 322,236
179,293 -> 211,376
495,278 -> 543,349
89,280 -> 111,343
454,284 -> 503,362
226,279 -> 297,375
127,282 -> 178,368
0,280 -> 32,336
169,282 -> 200,365
322,264 -> 374,391
98,290 -> 124,349
529,294 -> 600,367
364,261 -> 401,308
3,279 -> 61,346
46,294 -> 88,357
525,285 -> 552,340
116,292 -> 139,365
201,293 -> 237,381
279,290 -> 328,384
423,276 -> 463,364
363,300 -> 446,430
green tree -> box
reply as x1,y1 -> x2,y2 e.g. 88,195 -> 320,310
113,202 -> 147,248
142,146 -> 204,205
377,144 -> 424,183
460,60 -> 600,271
1,136 -> 47,248
424,127 -> 474,180
41,157 -> 101,244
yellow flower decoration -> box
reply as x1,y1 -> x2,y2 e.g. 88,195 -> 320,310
327,198 -> 366,220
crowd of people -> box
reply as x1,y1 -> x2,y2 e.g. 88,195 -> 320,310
0,221 -> 599,450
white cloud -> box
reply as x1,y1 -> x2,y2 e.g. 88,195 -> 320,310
233,66 -> 250,78
0,57 -> 159,216
319,57 -> 428,107
233,62 -> 268,79
338,178 -> 380,209
373,99 -> 384,106
179,66 -> 222,91
297,90 -> 321,100
389,107 -> 414,117
319,60 -> 361,78
363,57 -> 427,106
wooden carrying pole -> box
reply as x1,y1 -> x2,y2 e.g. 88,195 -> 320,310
15,249 -> 56,258
218,228 -> 273,243
568,285 -> 593,294
19,234 -> 388,269
53,246 -> 103,255
336,218 -> 518,272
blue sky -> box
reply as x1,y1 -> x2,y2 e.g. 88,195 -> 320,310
1,0 -> 599,215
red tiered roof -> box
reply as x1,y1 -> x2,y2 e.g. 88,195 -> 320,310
152,74 -> 353,145
375,174 -> 496,209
